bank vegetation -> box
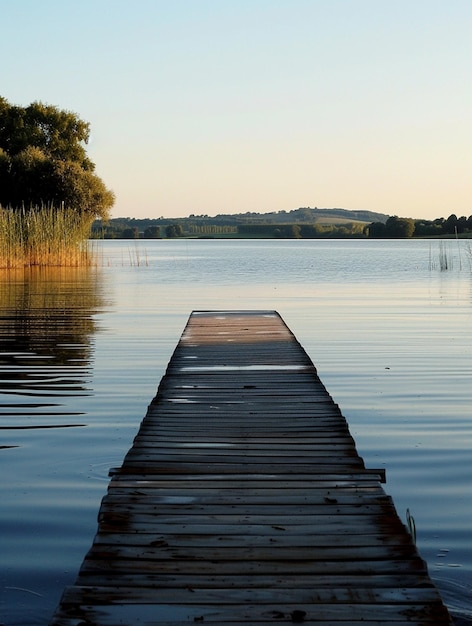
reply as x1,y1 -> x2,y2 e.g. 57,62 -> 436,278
0,205 -> 95,269
92,209 -> 472,240
0,96 -> 114,268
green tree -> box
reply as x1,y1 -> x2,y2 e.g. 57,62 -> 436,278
367,222 -> 386,237
444,214 -> 458,234
413,220 -> 443,237
121,227 -> 139,239
0,96 -> 114,218
457,216 -> 468,234
385,216 -> 415,238
143,225 -> 161,238
166,223 -> 183,238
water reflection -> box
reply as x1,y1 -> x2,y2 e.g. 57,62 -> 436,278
0,267 -> 105,436
0,268 -> 115,625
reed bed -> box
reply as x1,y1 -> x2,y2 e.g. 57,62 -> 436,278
429,240 -> 454,271
0,206 -> 95,269
428,239 -> 472,271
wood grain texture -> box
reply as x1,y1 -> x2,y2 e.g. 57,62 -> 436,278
50,311 -> 452,625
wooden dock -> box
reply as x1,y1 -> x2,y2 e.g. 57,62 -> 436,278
51,310 -> 452,625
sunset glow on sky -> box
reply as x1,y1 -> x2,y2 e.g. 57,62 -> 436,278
3,0 -> 472,220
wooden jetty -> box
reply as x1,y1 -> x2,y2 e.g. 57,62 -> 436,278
51,310 -> 452,625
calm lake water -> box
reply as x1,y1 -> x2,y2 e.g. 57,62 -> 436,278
1,238 -> 472,624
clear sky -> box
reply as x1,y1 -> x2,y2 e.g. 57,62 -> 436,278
2,0 -> 471,220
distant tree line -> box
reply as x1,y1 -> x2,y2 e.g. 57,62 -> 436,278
92,207 -> 386,239
92,211 -> 472,240
92,219 -> 366,239
366,214 -> 472,238
238,222 -> 365,238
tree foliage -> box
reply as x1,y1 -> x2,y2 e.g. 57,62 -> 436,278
367,213 -> 472,238
143,225 -> 161,238
121,227 -> 140,239
166,223 -> 184,238
385,216 -> 415,238
93,211 -> 472,241
0,96 -> 114,218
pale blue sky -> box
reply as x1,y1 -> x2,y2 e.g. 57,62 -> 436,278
2,0 -> 471,219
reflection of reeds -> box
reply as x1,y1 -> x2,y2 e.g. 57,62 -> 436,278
465,241 -> 472,270
0,266 -> 105,364
0,205 -> 95,269
429,241 -> 453,271
128,242 -> 149,267
439,241 -> 450,271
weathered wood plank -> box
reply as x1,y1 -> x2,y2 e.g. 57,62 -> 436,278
101,492 -> 391,505
108,473 -> 384,488
111,462 -> 367,475
50,311 -> 452,625
72,572 -> 436,590
50,603 -> 450,626
95,517 -> 409,535
92,531 -> 412,548
78,556 -> 428,576
97,501 -> 397,517
58,585 -> 445,606
82,543 -> 420,563
107,475 -> 384,486
122,450 -> 363,461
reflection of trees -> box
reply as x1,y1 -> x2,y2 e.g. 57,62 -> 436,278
0,267 -> 106,369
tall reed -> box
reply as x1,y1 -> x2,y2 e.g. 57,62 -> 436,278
429,240 -> 453,271
0,205 -> 95,269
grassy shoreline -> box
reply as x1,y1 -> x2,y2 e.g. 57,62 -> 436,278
0,206 -> 95,269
